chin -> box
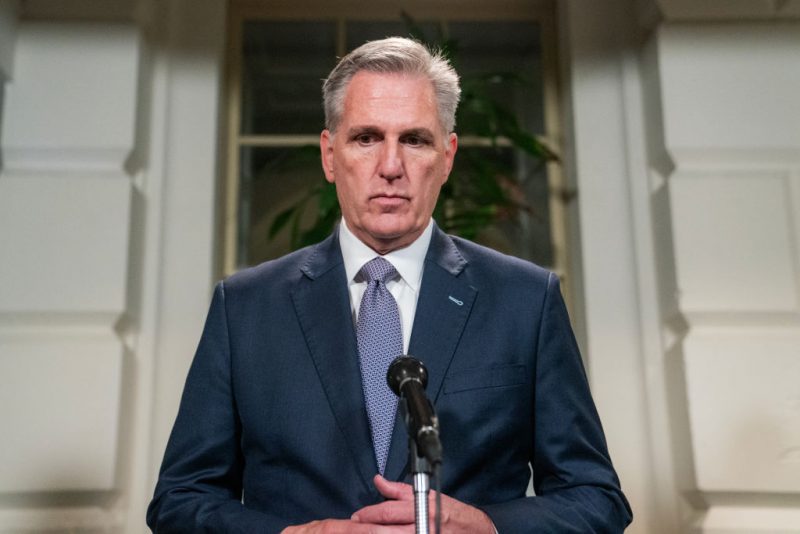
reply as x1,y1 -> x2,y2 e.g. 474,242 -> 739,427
367,229 -> 410,244
362,215 -> 413,237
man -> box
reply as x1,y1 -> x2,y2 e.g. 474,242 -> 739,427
147,37 -> 632,533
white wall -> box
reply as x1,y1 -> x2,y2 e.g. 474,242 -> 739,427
0,0 -> 224,532
563,1 -> 800,533
656,21 -> 800,533
0,19 -> 136,531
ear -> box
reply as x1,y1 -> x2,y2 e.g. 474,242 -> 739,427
442,132 -> 458,184
320,130 -> 335,184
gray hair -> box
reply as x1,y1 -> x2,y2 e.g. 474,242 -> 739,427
322,37 -> 461,133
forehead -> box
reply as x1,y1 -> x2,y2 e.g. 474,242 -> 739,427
340,71 -> 440,128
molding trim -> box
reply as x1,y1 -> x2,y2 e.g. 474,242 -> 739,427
19,0 -> 137,21
657,0 -> 800,22
2,148 -> 134,174
636,0 -> 800,34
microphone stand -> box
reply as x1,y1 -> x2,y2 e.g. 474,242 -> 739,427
408,426 -> 432,534
401,398 -> 433,534
389,358 -> 441,534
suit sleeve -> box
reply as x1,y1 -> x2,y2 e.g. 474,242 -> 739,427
480,273 -> 633,533
146,282 -> 284,533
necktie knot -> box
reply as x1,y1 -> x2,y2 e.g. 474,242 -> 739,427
359,257 -> 398,285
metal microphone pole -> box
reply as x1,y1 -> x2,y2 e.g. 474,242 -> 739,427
408,420 -> 432,534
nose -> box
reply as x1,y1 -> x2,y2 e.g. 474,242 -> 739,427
378,139 -> 403,182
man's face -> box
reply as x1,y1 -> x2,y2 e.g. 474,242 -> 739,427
320,71 -> 457,254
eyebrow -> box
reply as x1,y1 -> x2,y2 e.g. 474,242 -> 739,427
346,126 -> 382,138
401,128 -> 435,139
345,126 -> 436,138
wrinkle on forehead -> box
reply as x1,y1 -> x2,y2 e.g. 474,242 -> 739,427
341,71 -> 441,134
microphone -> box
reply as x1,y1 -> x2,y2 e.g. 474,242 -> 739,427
387,356 -> 443,466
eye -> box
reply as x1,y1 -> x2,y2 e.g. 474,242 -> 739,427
402,134 -> 430,147
353,132 -> 379,145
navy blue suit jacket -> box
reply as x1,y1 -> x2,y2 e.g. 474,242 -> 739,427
147,226 -> 632,532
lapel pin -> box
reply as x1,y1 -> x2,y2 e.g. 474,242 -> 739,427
448,295 -> 464,306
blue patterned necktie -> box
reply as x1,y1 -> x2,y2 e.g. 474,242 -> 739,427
356,257 -> 403,475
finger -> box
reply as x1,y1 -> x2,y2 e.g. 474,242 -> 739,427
351,500 -> 416,525
285,518 -> 409,534
283,519 -> 368,533
372,474 -> 413,501
350,522 -> 411,534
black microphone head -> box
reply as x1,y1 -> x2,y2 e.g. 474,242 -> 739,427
387,355 -> 428,396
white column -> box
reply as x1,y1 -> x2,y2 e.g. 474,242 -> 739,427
130,2 -> 226,531
561,1 -> 677,532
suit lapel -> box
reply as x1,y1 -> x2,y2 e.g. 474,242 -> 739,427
290,233 -> 377,494
383,228 -> 477,482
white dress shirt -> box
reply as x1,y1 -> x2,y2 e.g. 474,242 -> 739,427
339,217 -> 433,354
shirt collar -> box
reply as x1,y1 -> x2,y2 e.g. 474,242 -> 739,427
339,217 -> 432,293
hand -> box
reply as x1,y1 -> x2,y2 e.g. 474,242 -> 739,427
351,475 -> 496,534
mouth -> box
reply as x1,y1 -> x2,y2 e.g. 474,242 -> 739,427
370,194 -> 409,208
370,193 -> 409,200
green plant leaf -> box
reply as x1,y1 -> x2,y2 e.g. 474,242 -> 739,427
268,206 -> 296,239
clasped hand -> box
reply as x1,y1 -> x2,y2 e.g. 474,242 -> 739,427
281,475 -> 495,534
